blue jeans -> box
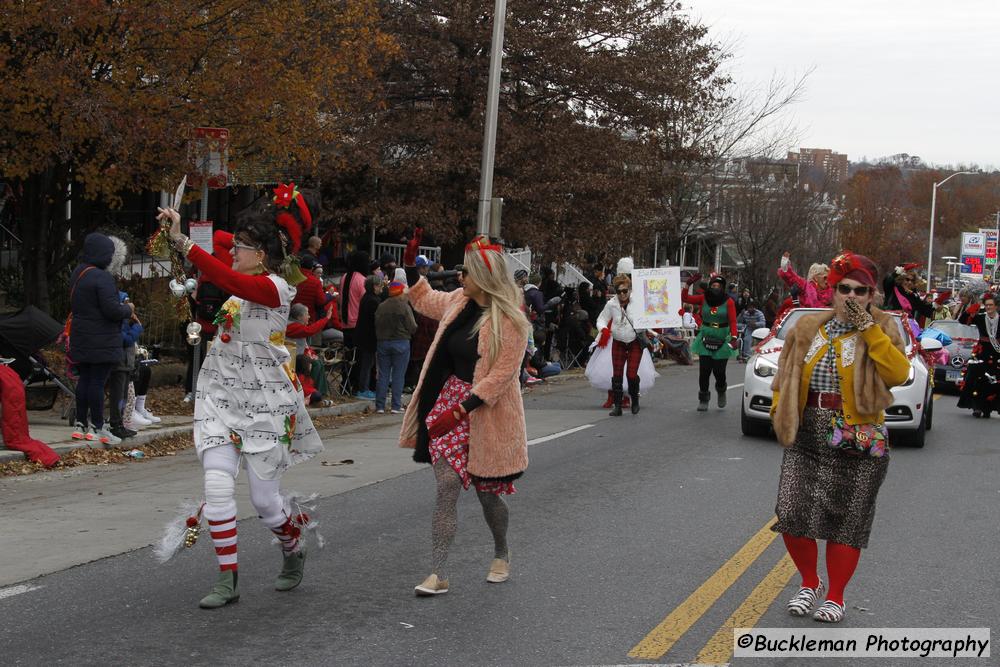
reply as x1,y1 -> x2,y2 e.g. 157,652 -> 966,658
376,339 -> 411,411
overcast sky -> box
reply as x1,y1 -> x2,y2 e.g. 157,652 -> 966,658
688,0 -> 1000,168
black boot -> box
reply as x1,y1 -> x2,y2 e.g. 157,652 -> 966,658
697,391 -> 710,412
609,378 -> 623,416
716,384 -> 728,408
628,377 -> 640,414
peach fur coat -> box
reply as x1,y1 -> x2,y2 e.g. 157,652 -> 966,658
399,277 -> 529,478
770,308 -> 907,447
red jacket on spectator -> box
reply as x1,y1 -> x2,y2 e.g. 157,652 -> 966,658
293,272 -> 332,322
287,315 -> 330,340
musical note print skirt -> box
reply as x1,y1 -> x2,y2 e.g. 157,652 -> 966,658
193,276 -> 324,481
426,375 -> 515,496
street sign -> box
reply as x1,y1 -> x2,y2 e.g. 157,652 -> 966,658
189,221 -> 213,254
961,232 -> 984,256
979,228 -> 997,274
188,127 -> 230,189
960,254 -> 983,276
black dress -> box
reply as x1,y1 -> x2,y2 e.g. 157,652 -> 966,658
957,313 -> 1000,416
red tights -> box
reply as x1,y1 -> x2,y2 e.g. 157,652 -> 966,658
782,534 -> 861,605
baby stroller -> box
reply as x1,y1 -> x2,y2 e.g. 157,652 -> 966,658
0,305 -> 76,421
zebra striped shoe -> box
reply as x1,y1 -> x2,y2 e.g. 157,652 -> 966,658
813,600 -> 846,623
787,581 -> 825,616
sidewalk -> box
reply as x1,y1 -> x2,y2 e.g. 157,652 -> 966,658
2,400 -> 374,465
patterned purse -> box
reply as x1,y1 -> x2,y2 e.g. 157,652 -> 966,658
827,414 -> 888,457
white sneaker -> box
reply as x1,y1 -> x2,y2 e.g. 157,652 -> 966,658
129,411 -> 152,428
136,406 -> 161,424
183,392 -> 194,403
95,426 -> 122,446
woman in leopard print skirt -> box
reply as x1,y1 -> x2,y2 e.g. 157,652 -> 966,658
769,252 -> 910,623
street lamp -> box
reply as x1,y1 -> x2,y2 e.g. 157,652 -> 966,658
942,256 -> 957,289
927,172 -> 975,291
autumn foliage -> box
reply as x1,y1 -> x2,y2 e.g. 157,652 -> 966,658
0,0 -> 394,309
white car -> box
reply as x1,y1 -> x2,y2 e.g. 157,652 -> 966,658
740,308 -> 940,448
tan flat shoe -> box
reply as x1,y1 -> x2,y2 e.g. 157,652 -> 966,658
414,573 -> 449,596
486,557 -> 510,583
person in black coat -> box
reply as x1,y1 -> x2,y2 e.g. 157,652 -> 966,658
353,274 -> 383,398
69,233 -> 135,443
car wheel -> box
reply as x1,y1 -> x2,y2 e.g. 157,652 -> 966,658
741,405 -> 771,438
902,412 -> 927,448
924,391 -> 934,432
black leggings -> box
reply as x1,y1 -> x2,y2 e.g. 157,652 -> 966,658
698,355 -> 729,393
134,363 -> 152,396
75,362 -> 115,428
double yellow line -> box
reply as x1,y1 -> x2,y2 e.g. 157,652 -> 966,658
628,518 -> 796,665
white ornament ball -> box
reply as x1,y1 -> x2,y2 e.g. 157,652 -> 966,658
169,279 -> 186,298
184,278 -> 198,294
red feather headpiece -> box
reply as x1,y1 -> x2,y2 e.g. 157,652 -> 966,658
272,182 -> 312,253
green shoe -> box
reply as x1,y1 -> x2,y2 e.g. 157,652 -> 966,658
199,569 -> 240,609
275,549 -> 307,592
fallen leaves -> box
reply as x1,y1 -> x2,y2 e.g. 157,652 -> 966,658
0,433 -> 194,478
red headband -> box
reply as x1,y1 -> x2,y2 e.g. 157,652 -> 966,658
272,182 -> 313,231
465,235 -> 502,272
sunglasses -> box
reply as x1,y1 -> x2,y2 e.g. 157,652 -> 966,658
232,241 -> 260,252
616,289 -> 630,295
836,284 -> 871,296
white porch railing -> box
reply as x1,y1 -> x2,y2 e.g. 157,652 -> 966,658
372,242 -> 442,267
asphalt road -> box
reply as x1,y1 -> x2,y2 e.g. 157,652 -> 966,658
0,363 -> 996,667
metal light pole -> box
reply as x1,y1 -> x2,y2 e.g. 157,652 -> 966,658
927,171 -> 974,291
476,0 -> 508,236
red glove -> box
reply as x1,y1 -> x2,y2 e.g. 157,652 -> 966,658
729,338 -> 740,350
686,272 -> 702,286
427,406 -> 464,439
403,227 -> 423,266
597,326 -> 611,348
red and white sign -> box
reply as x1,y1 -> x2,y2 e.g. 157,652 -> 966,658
188,127 -> 229,189
189,220 -> 214,254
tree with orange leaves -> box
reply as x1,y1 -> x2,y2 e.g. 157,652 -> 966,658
0,0 -> 394,311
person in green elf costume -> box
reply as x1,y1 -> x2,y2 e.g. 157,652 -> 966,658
683,274 -> 739,411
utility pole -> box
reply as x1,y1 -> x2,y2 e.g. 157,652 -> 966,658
476,0 -> 507,237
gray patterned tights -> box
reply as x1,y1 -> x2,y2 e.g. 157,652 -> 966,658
431,458 -> 509,577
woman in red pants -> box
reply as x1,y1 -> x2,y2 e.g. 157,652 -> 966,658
769,251 -> 909,623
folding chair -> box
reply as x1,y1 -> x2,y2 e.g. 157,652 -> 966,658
322,344 -> 357,397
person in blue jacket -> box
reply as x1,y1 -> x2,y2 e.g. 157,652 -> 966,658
108,291 -> 144,440
69,233 -> 135,445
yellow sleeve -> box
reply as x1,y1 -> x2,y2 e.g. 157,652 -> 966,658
861,324 -> 910,387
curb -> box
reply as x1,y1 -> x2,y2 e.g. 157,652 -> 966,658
1,399 -> 374,465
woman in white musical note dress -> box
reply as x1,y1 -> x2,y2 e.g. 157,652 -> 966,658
161,186 -> 323,609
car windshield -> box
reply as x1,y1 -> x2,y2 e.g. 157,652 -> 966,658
925,321 -> 978,340
773,308 -> 909,347
773,309 -> 819,340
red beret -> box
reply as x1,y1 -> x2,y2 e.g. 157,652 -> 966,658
828,251 -> 879,288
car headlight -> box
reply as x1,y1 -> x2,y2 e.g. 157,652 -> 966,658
753,357 -> 778,378
900,365 -> 915,387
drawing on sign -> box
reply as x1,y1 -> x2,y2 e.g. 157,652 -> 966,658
631,268 -> 681,329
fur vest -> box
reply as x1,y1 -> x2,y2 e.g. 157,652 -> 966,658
399,278 -> 529,478
770,308 -> 909,447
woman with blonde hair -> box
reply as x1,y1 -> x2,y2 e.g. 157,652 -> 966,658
592,273 -> 656,415
778,252 -> 832,308
399,231 -> 530,596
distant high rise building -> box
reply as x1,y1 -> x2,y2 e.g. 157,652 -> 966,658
787,148 -> 849,185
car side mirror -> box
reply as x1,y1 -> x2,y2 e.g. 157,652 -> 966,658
919,338 -> 943,352
751,327 -> 770,344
